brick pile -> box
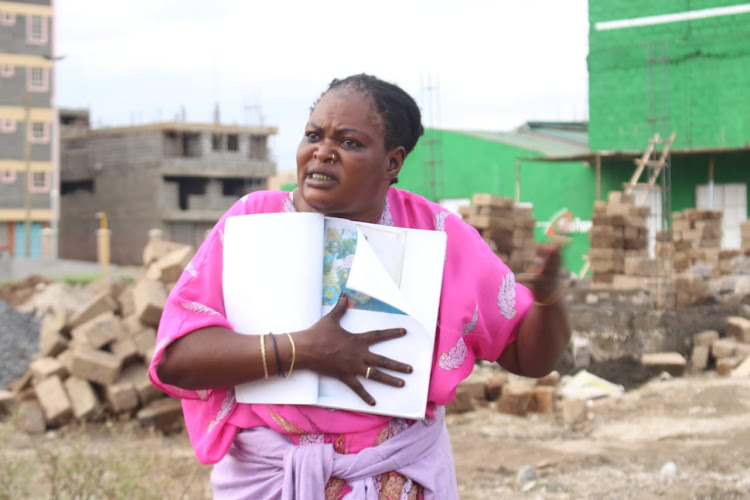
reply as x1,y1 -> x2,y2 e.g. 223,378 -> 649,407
0,231 -> 190,433
688,317 -> 750,378
653,208 -> 723,307
447,366 -> 594,426
459,193 -> 537,272
588,191 -> 651,287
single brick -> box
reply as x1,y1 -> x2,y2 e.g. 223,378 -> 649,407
641,352 -> 687,377
29,356 -> 68,382
34,376 -> 73,427
725,317 -> 750,343
133,279 -> 167,327
63,376 -> 99,420
692,330 -> 720,347
71,346 -> 122,385
67,291 -> 118,330
137,397 -> 184,433
496,382 -> 533,417
70,311 -> 125,349
106,382 -> 139,413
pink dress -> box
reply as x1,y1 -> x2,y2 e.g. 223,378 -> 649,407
148,188 -> 533,498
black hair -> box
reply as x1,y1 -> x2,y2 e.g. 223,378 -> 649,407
314,74 -> 425,184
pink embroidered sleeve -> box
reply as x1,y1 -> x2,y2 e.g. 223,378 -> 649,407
148,198 -> 249,400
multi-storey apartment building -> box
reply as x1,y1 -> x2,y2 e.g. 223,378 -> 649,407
0,0 -> 56,258
59,110 -> 278,265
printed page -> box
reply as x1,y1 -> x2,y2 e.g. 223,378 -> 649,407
317,219 -> 447,418
224,212 -> 323,405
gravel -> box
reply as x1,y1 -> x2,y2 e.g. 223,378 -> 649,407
0,300 -> 40,390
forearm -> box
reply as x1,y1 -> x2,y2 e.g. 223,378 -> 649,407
499,299 -> 571,378
156,326 -> 297,390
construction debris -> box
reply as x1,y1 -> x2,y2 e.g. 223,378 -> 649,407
0,233 -> 193,433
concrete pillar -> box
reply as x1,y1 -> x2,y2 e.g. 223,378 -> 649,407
41,227 -> 55,260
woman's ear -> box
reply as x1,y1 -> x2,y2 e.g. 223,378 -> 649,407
385,146 -> 406,182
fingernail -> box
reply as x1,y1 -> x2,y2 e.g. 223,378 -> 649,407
398,380 -> 405,387
407,366 -> 413,374
340,293 -> 347,301
369,399 -> 376,406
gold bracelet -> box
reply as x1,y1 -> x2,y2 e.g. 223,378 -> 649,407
283,332 -> 296,378
534,286 -> 562,307
260,334 -> 269,379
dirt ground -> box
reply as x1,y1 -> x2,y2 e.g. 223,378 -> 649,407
3,372 -> 749,499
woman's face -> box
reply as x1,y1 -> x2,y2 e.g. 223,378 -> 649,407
296,90 -> 404,222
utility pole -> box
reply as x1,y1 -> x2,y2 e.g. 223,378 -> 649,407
23,92 -> 32,258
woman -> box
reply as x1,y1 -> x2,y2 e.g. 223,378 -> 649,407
150,74 -> 571,499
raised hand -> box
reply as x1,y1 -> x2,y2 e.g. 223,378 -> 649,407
517,243 -> 563,305
297,293 -> 413,406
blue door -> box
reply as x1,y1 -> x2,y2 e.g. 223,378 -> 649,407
14,222 -> 43,258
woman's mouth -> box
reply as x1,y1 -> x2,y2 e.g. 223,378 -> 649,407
310,173 -> 334,181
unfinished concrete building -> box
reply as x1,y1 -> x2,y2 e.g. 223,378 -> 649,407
59,111 -> 277,264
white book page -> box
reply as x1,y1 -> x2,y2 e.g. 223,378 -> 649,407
317,310 -> 434,419
316,221 -> 447,418
224,212 -> 323,405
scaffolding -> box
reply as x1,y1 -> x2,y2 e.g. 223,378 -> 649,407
420,74 -> 444,202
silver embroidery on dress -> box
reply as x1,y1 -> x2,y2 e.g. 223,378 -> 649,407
185,261 -> 197,277
434,211 -> 449,232
282,195 -> 296,213
462,305 -> 479,335
207,388 -> 236,433
438,305 -> 478,371
219,229 -> 224,244
379,198 -> 394,226
497,272 -> 517,319
181,301 -> 221,315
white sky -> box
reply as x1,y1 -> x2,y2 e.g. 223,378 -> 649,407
55,0 -> 590,172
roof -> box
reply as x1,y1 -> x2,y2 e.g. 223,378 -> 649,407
518,144 -> 750,163
447,121 -> 590,158
85,121 -> 279,137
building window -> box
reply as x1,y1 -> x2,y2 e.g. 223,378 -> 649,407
1,171 -> 16,183
0,65 -> 14,78
29,171 -> 50,193
27,67 -> 49,92
211,133 -> 223,151
0,120 -> 16,133
27,16 -> 48,45
227,134 -> 239,151
29,122 -> 50,143
0,11 -> 16,25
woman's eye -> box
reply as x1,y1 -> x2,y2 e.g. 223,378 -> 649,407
306,132 -> 319,141
341,139 -> 359,148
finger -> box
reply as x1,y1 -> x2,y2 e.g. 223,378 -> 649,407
326,293 -> 349,322
366,367 -> 406,388
343,376 -> 376,406
368,353 -> 413,374
361,327 -> 406,345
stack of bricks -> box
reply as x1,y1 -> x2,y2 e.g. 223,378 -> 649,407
588,191 -> 651,287
459,193 -> 537,273
688,317 -> 750,378
1,232 -> 191,433
672,209 -> 723,276
668,208 -> 722,306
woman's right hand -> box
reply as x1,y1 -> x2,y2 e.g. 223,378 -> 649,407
296,293 -> 413,406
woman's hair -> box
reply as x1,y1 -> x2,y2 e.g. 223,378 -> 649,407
316,74 -> 425,156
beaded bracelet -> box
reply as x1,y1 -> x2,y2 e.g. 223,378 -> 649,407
259,334 -> 269,379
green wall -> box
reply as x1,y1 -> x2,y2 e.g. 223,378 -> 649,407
588,0 -> 750,151
400,130 -> 596,274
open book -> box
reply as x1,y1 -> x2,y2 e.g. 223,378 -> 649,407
222,212 -> 447,419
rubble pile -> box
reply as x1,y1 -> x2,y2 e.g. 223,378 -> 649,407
588,191 -> 652,288
0,230 -> 190,433
459,193 -> 537,272
688,317 -> 750,377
